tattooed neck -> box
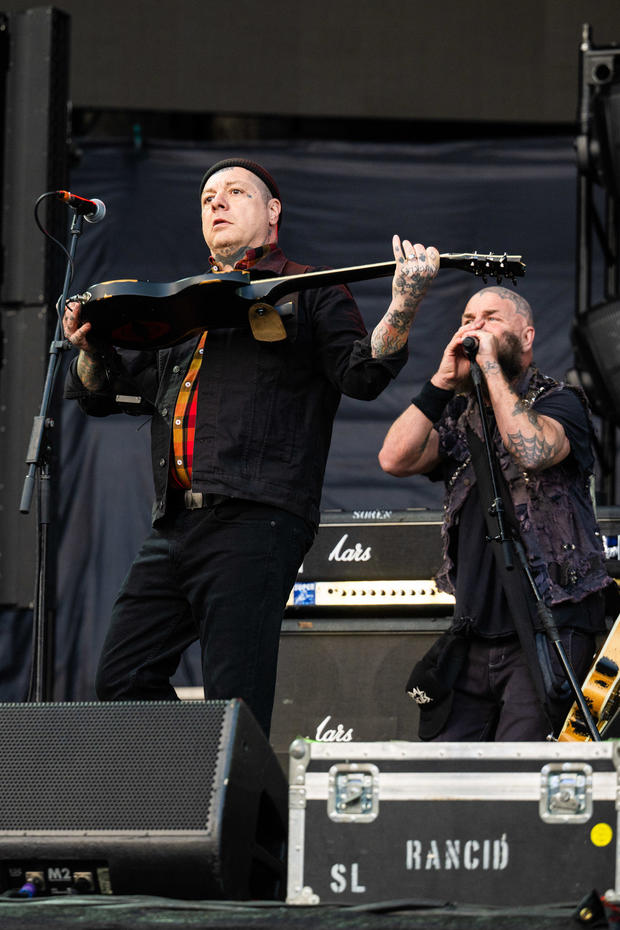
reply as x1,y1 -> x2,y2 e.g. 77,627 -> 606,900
211,246 -> 249,269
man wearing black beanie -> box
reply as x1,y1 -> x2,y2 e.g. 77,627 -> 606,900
63,157 -> 439,737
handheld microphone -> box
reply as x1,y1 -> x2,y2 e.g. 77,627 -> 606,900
461,335 -> 479,360
56,190 -> 106,224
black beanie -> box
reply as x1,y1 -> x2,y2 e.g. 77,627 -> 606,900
199,158 -> 281,226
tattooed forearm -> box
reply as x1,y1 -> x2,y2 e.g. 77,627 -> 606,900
371,304 -> 419,356
371,325 -> 407,357
76,350 -> 107,392
387,307 -> 417,332
481,359 -> 501,376
505,428 -> 560,468
393,276 -> 429,306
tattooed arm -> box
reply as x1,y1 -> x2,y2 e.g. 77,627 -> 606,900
371,237 -> 439,358
480,349 -> 571,471
63,300 -> 108,391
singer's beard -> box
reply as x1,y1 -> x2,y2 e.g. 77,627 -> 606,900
457,331 -> 525,394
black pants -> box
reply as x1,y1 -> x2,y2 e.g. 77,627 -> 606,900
433,629 -> 597,741
95,498 -> 314,736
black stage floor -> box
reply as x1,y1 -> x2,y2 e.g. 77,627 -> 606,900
0,895 -> 601,930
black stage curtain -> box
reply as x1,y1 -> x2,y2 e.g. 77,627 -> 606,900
4,136 -> 597,699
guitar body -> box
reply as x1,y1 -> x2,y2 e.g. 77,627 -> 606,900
79,272 -> 259,350
557,613 -> 620,741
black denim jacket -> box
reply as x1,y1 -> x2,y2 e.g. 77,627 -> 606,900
64,248 -> 407,526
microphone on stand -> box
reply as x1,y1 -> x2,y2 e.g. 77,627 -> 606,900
461,335 -> 479,360
56,190 -> 106,224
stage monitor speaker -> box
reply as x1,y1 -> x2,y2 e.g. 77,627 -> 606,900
0,699 -> 287,900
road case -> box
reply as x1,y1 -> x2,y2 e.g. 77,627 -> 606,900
287,739 -> 619,907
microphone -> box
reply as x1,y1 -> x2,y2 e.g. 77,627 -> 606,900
461,335 -> 479,360
56,190 -> 106,224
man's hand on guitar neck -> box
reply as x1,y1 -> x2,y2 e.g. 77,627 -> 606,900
370,236 -> 439,358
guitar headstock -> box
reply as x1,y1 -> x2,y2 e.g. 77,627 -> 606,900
440,252 -> 526,284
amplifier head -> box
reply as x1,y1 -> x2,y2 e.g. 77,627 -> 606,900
297,510 -> 444,582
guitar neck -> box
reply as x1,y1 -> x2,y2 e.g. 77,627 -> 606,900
240,252 -> 525,304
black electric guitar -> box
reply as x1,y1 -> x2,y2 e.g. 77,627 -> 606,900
76,251 -> 526,349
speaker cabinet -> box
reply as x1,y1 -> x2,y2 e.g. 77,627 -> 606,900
0,700 -> 286,900
270,621 -> 448,767
0,7 -> 70,606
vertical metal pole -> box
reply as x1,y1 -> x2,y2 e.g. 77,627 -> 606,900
575,25 -> 619,503
607,194 -> 620,300
24,212 -> 83,702
576,23 -> 593,319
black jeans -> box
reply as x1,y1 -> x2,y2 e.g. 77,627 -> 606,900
95,498 -> 314,736
433,629 -> 598,741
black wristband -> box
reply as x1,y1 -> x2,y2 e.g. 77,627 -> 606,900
411,380 -> 454,422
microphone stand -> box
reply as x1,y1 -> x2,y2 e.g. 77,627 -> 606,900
20,209 -> 85,702
466,347 -> 601,742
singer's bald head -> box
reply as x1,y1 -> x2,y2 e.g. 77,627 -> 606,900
470,286 -> 533,325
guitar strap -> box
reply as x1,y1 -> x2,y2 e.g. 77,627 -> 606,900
466,425 -> 555,722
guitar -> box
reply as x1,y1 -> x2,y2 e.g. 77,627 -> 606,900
557,613 -> 620,740
76,251 -> 526,350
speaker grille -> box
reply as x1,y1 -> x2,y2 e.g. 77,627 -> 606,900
0,702 -> 229,831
